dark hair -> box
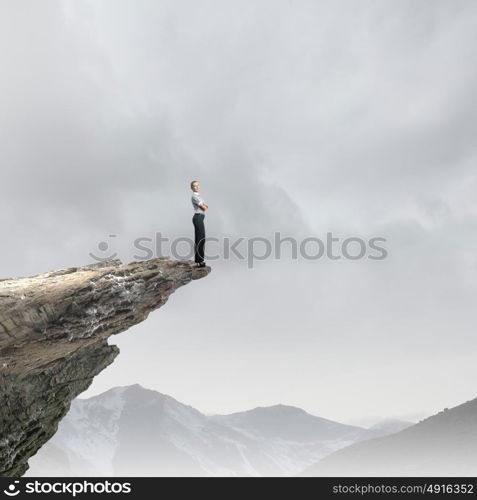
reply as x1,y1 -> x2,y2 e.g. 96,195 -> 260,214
190,180 -> 198,189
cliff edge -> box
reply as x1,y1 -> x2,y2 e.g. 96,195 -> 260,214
0,258 -> 210,476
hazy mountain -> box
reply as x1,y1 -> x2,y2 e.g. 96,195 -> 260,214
26,384 -> 370,477
210,404 -> 364,441
357,419 -> 414,441
301,397 -> 477,476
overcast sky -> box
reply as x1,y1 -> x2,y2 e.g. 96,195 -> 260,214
1,0 -> 477,425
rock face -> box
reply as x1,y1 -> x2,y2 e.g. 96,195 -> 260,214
0,258 -> 210,477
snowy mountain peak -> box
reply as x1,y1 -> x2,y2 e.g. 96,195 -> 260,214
27,384 -> 371,477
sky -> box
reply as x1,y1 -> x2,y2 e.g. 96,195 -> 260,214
1,0 -> 477,425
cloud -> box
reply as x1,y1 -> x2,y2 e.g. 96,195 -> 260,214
1,0 -> 476,420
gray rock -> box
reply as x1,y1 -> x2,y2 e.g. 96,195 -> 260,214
0,258 -> 210,476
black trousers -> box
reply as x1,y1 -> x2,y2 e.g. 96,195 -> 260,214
192,213 -> 206,263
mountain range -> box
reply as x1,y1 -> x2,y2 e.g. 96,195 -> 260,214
302,395 -> 477,476
25,384 -> 410,477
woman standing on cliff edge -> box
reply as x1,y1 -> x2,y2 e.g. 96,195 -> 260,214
190,181 -> 208,267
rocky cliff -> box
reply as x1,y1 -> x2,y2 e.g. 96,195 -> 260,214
0,258 -> 210,477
